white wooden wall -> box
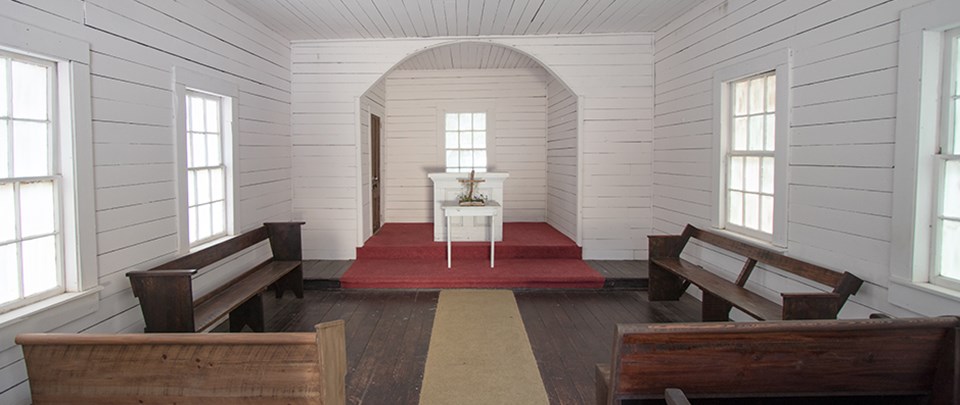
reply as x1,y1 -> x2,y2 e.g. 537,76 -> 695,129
0,1 -> 291,403
383,68 -> 548,223
359,79 -> 385,241
292,35 -> 654,259
653,0 -> 930,319
546,77 -> 578,241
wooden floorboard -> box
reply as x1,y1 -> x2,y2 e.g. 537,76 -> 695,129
258,286 -> 699,405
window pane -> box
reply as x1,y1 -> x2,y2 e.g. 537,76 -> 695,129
749,77 -> 764,114
211,200 -> 225,236
445,113 -> 458,131
211,168 -> 225,202
474,132 -> 486,149
941,219 -> 960,280
12,121 -> 48,177
761,157 -> 775,195
12,61 -> 47,120
728,191 -> 743,226
745,157 -> 760,193
0,59 -> 7,117
205,98 -> 219,133
191,132 -> 207,167
189,95 -> 205,132
446,150 -> 459,169
734,81 -> 748,116
459,113 -> 472,130
729,156 -> 744,191
766,75 -> 776,113
196,169 -> 211,205
744,193 -> 760,230
0,184 -> 13,242
460,132 -> 473,149
733,117 -> 747,150
20,180 -> 55,238
473,113 -> 486,130
765,114 -> 776,152
474,150 -> 487,168
945,160 -> 960,218
22,235 -> 57,296
0,243 -> 17,304
207,133 -> 220,166
460,150 -> 474,168
748,115 -> 764,151
446,132 -> 458,149
761,195 -> 774,234
954,100 -> 960,153
187,170 -> 196,207
0,122 -> 8,178
188,206 -> 197,243
198,203 -> 212,240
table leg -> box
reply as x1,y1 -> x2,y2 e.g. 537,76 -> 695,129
490,213 -> 495,268
447,216 -> 451,269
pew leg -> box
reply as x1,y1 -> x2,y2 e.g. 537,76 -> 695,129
230,294 -> 265,332
701,292 -> 732,322
274,265 -> 304,299
649,264 -> 687,301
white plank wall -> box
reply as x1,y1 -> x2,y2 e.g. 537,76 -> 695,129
653,0 -> 930,319
292,34 -> 654,259
360,79 -> 385,241
546,77 -> 578,240
383,68 -> 548,223
0,1 -> 291,403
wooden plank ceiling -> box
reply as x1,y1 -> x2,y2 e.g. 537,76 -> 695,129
224,0 -> 705,40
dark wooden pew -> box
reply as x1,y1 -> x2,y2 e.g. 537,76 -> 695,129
595,317 -> 959,405
127,222 -> 305,332
16,320 -> 346,404
649,224 -> 863,321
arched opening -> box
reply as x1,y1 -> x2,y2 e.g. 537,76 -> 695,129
356,40 -> 582,251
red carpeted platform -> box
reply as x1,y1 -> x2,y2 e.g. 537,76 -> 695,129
342,223 -> 604,289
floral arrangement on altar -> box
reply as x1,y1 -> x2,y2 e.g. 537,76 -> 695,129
458,170 -> 487,206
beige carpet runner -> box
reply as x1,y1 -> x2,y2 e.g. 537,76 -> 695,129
418,290 -> 549,405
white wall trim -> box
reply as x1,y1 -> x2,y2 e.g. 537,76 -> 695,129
890,0 -> 960,314
711,47 -> 792,248
576,94 -> 585,247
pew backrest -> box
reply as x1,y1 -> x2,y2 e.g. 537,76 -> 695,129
16,320 -> 346,405
605,317 -> 960,404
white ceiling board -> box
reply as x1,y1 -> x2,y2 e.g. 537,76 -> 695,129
225,0 -> 706,40
394,42 -> 542,70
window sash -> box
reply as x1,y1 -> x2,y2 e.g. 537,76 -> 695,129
725,72 -> 776,240
444,112 -> 487,172
184,91 -> 227,246
932,29 -> 960,289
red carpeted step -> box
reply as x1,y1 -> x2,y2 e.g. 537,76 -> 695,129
340,259 -> 604,289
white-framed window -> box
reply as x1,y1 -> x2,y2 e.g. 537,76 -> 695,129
712,50 -> 791,247
444,112 -> 488,173
0,51 -> 62,312
173,67 -> 238,252
890,0 -> 960,314
932,28 -> 960,289
185,91 -> 227,245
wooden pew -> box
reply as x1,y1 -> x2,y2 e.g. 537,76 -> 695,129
127,222 -> 305,332
596,317 -> 959,405
649,224 -> 863,321
16,320 -> 346,405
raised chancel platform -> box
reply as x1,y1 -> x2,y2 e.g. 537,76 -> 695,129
305,223 -> 648,289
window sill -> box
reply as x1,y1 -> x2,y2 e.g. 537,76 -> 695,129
708,227 -> 787,253
0,287 -> 101,352
889,277 -> 960,316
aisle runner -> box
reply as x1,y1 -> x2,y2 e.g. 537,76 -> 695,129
419,290 -> 549,405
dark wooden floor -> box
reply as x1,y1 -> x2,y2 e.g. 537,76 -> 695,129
260,286 -> 699,405
302,259 -> 650,290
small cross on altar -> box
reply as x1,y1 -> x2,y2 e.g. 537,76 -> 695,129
458,170 -> 485,205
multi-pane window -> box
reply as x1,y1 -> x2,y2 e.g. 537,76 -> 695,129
445,112 -> 487,173
935,29 -> 960,285
0,52 -> 62,310
726,72 -> 776,238
185,91 -> 227,245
